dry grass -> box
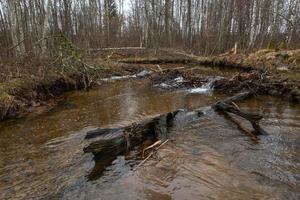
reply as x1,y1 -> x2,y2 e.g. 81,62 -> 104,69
193,49 -> 300,72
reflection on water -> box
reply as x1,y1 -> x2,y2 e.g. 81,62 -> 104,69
0,79 -> 299,200
123,106 -> 300,200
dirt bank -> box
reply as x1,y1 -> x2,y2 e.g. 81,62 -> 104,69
0,60 -> 144,121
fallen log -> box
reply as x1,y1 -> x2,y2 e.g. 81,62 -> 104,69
89,47 -> 146,52
84,91 -> 266,161
85,128 -> 122,139
222,112 -> 260,143
83,109 -> 203,157
120,58 -> 195,64
83,128 -> 126,157
213,92 -> 268,135
220,91 -> 254,104
84,93 -> 267,178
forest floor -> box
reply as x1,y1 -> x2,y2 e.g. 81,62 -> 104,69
0,48 -> 299,121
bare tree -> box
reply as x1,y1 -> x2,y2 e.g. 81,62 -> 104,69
0,0 -> 299,60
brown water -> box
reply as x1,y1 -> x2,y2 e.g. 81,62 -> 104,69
0,78 -> 299,200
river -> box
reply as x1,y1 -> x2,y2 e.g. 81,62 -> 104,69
0,76 -> 299,199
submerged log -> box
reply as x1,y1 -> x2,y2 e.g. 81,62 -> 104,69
84,91 -> 266,160
213,92 -> 267,135
222,112 -> 260,143
84,109 -> 203,158
83,129 -> 126,157
84,92 -> 268,178
85,128 -> 122,139
220,91 -> 254,104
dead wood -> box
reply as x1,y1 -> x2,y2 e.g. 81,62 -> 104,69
220,91 -> 254,104
89,47 -> 146,52
222,112 -> 260,143
142,140 -> 162,158
134,139 -> 169,171
84,92 -> 268,177
120,58 -> 195,64
84,109 -> 203,158
212,70 -> 300,104
84,90 -> 266,162
213,92 -> 268,135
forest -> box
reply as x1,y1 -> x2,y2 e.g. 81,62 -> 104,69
0,0 -> 299,60
0,1 -> 300,200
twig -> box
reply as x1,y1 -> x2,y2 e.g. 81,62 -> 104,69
134,139 -> 169,171
231,102 -> 240,109
142,140 -> 162,158
157,139 -> 169,150
157,65 -> 163,72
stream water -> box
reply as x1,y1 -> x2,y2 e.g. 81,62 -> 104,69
0,77 -> 299,199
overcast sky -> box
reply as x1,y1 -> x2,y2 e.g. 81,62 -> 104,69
120,0 -> 131,13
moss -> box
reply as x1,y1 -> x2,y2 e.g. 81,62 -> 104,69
1,78 -> 27,91
0,91 -> 10,99
288,52 -> 300,65
267,41 -> 275,50
0,90 -> 15,118
0,84 -> 11,99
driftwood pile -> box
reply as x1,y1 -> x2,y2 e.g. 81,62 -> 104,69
150,69 -> 207,90
213,70 -> 300,103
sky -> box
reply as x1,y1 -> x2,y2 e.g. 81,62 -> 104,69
119,0 -> 131,14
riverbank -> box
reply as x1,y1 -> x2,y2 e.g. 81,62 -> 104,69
0,60 -> 144,120
0,48 -> 299,121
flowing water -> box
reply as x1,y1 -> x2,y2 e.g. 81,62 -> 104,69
0,77 -> 299,200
